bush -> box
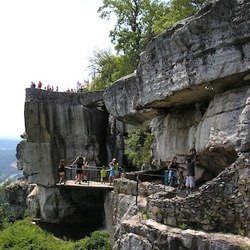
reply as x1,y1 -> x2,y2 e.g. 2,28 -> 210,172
0,218 -> 73,250
73,231 -> 111,250
125,129 -> 154,169
0,218 -> 112,250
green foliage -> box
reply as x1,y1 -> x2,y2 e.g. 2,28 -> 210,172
125,129 -> 154,169
139,208 -> 149,220
98,0 -> 169,68
89,0 -> 209,90
73,231 -> 111,250
0,187 -> 112,249
88,49 -> 134,91
0,186 -> 15,231
0,218 -> 111,250
153,0 -> 208,33
0,203 -> 14,231
0,218 -> 73,250
178,222 -> 188,230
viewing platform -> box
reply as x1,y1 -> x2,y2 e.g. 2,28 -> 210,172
56,180 -> 114,190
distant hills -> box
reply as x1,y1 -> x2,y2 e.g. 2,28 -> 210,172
0,139 -> 23,185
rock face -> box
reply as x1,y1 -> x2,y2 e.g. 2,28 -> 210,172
4,180 -> 32,220
110,176 -> 250,249
27,185 -> 107,226
16,0 -> 250,248
104,0 -> 250,177
104,0 -> 250,118
114,218 -> 250,250
17,89 -> 110,186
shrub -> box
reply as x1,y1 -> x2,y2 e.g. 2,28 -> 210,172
0,218 -> 73,250
73,230 -> 111,250
125,129 -> 154,169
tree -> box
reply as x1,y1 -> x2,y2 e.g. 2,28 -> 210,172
125,129 -> 154,169
88,49 -> 134,90
154,0 -> 208,32
98,0 -> 170,68
88,0 -> 208,90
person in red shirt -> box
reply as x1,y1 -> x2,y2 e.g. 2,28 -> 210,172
38,81 -> 43,89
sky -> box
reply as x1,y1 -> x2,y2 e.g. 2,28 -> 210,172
0,0 -> 114,140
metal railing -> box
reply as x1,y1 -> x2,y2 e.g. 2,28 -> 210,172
65,166 -> 105,182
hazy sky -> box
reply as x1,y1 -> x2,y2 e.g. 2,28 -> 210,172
0,0 -> 114,139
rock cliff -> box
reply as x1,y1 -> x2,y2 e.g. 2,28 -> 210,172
15,0 -> 250,248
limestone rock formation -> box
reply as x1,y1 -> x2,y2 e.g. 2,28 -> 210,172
104,0 -> 250,120
113,217 -> 250,250
27,185 -> 107,226
4,180 -> 32,220
15,0 -> 250,248
111,171 -> 250,249
17,89 -> 109,186
103,0 -> 250,176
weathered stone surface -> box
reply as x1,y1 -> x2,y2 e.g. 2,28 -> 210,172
16,0 -> 250,247
151,86 -> 250,174
4,180 -> 31,220
17,88 -> 109,186
27,184 -> 107,226
114,178 -> 174,198
113,217 -> 250,250
25,88 -> 104,106
147,158 -> 250,236
27,185 -> 75,222
104,0 -> 250,122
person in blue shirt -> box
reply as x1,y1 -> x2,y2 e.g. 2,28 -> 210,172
108,161 -> 116,185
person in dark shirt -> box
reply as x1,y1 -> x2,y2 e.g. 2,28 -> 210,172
58,159 -> 66,184
185,149 -> 196,194
70,156 -> 84,184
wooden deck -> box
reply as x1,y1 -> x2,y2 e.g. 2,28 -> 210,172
56,180 -> 114,190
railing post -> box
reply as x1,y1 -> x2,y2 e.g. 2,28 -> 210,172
136,173 -> 139,206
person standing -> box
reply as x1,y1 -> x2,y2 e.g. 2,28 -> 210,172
38,81 -> 43,89
111,158 -> 120,178
58,159 -> 66,184
70,156 -> 84,184
185,149 -> 196,194
82,160 -> 88,183
100,166 -> 107,183
108,161 -> 115,185
167,156 -> 179,187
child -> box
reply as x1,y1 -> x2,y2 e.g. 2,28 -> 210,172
100,166 -> 107,183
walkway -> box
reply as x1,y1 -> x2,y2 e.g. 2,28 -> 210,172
56,180 -> 114,190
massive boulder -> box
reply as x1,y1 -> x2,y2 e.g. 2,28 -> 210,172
104,0 -> 250,118
104,0 -> 250,173
17,89 -> 109,186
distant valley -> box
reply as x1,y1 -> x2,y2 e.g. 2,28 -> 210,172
0,139 -> 23,185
